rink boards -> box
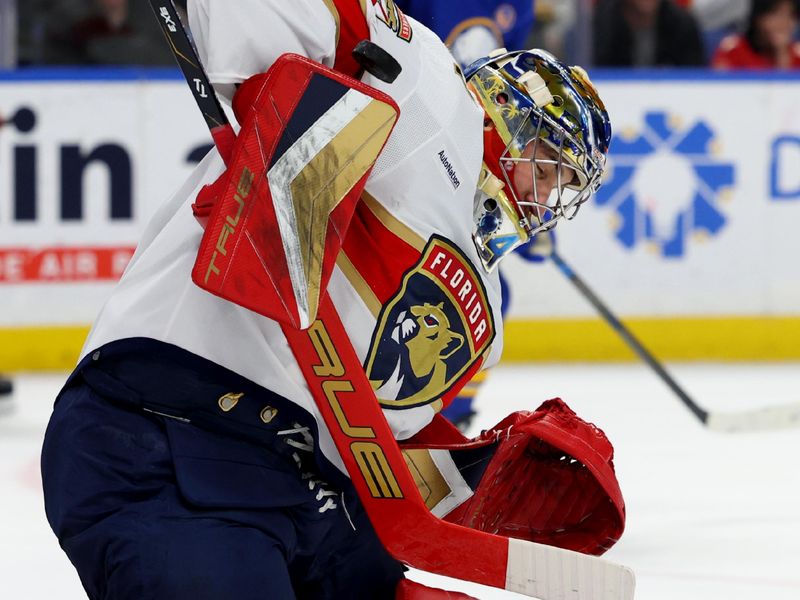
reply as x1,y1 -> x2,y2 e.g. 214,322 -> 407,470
0,69 -> 798,368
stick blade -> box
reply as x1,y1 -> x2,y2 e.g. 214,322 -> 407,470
505,538 -> 636,600
705,402 -> 800,432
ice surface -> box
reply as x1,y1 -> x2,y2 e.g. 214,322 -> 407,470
2,364 -> 799,599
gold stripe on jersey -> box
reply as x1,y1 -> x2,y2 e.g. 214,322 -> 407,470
321,0 -> 341,47
402,448 -> 452,511
288,98 -> 398,319
336,251 -> 382,317
362,191 -> 427,252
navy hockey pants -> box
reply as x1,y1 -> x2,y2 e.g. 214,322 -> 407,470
41,373 -> 404,599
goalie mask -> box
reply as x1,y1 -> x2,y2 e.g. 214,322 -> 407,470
465,49 -> 611,271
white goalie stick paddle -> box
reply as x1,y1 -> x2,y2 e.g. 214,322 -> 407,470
551,251 -> 800,432
149,1 -> 636,597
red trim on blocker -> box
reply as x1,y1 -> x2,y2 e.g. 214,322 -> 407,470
0,246 -> 135,283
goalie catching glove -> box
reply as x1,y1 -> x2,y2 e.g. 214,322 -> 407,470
401,398 -> 625,555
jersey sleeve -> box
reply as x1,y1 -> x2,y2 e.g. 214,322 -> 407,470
188,0 -> 340,102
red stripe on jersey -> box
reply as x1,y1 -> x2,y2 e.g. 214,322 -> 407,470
330,0 -> 370,78
342,201 -> 420,305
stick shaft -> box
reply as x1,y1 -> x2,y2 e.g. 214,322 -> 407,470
550,251 -> 709,425
148,1 -> 230,135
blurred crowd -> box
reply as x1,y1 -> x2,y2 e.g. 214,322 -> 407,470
0,0 -> 799,70
589,0 -> 800,68
10,0 -> 183,66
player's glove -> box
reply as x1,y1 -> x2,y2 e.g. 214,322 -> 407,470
401,398 -> 625,555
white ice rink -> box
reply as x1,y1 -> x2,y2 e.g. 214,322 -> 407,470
2,363 -> 799,599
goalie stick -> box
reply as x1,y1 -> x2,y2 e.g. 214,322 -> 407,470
551,250 -> 800,432
149,2 -> 636,597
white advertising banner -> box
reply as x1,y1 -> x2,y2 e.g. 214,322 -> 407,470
1,70 -> 799,330
504,72 -> 800,320
0,72 -> 214,326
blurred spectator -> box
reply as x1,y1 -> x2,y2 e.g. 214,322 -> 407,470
1,0 -> 17,67
712,0 -> 800,69
687,0 -> 749,32
18,0 -> 173,66
529,0 -> 578,62
53,0 -> 172,65
66,0 -> 133,62
685,0 -> 750,61
593,0 -> 706,66
16,1 -> 71,65
396,0 -> 535,67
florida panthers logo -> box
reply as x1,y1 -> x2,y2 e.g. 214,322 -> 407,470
371,0 -> 413,42
365,236 -> 495,409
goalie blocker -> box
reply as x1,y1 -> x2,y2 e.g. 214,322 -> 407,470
190,53 -> 399,330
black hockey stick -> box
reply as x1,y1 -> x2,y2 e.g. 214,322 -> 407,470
551,250 -> 800,432
149,0 -> 233,150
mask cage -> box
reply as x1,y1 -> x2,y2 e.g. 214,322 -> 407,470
498,106 -> 604,236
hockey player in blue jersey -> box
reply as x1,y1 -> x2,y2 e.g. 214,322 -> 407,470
41,1 -> 625,598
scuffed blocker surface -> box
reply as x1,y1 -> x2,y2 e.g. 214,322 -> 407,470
2,363 -> 799,599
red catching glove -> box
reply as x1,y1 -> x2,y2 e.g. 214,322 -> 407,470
402,398 -> 625,555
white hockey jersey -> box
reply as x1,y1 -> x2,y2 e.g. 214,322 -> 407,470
83,0 -> 503,475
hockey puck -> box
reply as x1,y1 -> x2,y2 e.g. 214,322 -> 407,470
352,40 -> 402,83
0,376 -> 12,395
